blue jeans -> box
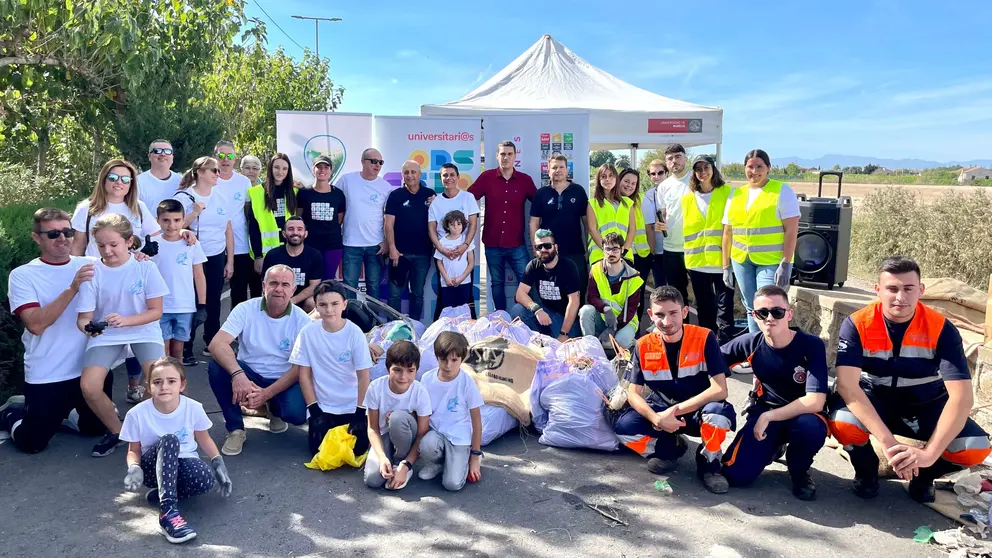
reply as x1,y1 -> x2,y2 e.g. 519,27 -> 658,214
207,359 -> 307,432
387,254 -> 431,321
342,245 -> 384,301
485,245 -> 530,312
732,258 -> 782,333
509,303 -> 580,338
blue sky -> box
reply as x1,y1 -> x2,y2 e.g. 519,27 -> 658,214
245,0 -> 992,163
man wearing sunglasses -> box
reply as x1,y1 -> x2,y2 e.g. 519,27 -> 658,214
1,208 -> 113,454
213,140 -> 259,315
639,159 -> 667,292
830,256 -> 990,503
338,148 -> 393,302
138,139 -> 182,212
613,286 -> 735,494
720,285 -> 828,501
509,229 -> 581,341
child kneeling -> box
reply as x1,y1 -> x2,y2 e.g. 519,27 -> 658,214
364,341 -> 432,490
418,332 -> 484,490
120,358 -> 232,544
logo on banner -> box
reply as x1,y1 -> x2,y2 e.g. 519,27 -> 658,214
302,135 -> 347,183
384,148 -> 476,192
647,119 -> 703,134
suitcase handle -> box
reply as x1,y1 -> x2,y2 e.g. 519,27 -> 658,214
818,171 -> 843,198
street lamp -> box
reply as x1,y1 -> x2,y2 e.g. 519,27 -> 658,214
291,15 -> 342,58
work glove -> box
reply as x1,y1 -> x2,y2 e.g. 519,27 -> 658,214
123,464 -> 143,491
210,455 -> 233,497
307,403 -> 332,455
139,235 -> 159,257
194,304 -> 207,328
773,261 -> 793,289
603,311 -> 617,330
722,267 -> 736,291
349,407 -> 370,456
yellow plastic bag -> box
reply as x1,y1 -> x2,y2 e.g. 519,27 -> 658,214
304,425 -> 368,470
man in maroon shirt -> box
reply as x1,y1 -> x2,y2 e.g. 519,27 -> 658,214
469,140 -> 537,311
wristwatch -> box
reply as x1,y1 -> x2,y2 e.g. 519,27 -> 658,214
470,449 -> 484,457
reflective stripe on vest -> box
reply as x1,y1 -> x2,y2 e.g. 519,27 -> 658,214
637,324 -> 710,382
248,186 -> 286,259
727,180 -> 786,265
631,204 -> 650,258
591,264 -> 644,329
681,187 -> 731,269
851,301 -> 946,387
588,198 -> 632,264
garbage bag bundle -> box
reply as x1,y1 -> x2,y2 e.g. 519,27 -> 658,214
370,358 -> 388,381
480,404 -> 519,446
369,320 -> 421,346
556,336 -> 608,364
464,312 -> 532,345
304,424 -> 369,470
420,316 -> 464,349
538,373 -> 619,451
417,350 -> 438,381
528,332 -> 562,360
439,304 -> 473,320
582,359 -> 619,394
530,360 -> 572,432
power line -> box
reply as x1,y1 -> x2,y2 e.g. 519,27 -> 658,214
250,0 -> 306,52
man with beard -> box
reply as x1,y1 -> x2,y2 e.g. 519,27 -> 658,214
261,217 -> 324,312
613,286 -> 735,494
509,229 -> 581,341
578,231 -> 643,350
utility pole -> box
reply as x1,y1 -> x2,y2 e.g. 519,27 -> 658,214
291,15 -> 342,58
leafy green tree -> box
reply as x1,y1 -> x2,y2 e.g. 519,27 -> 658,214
589,150 -> 616,168
863,163 -> 880,175
616,154 -> 631,169
785,162 -> 802,176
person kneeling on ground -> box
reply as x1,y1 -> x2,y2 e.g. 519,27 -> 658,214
510,229 -> 581,341
829,256 -> 991,503
613,286 -> 736,494
720,285 -> 828,501
207,264 -> 312,456
418,332 -> 484,490
121,358 -> 232,544
291,280 -> 373,457
578,231 -> 643,349
364,341 -> 432,490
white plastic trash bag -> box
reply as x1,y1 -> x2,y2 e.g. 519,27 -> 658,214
530,360 -> 571,432
480,404 -> 518,446
556,336 -> 608,364
538,373 -> 619,451
439,304 -> 472,320
420,317 -> 463,348
528,332 -> 562,360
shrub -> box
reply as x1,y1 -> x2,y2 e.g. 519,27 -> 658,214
850,188 -> 992,289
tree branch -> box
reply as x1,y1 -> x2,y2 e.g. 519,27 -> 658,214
0,54 -> 91,80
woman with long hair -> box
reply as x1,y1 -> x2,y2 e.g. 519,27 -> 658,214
617,167 -> 652,318
585,164 -> 635,264
684,155 -> 735,342
722,149 -> 800,333
247,153 -> 299,274
174,156 -> 234,365
72,159 -> 160,258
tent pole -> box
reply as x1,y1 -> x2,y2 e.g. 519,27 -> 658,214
630,143 -> 638,168
715,143 -> 722,169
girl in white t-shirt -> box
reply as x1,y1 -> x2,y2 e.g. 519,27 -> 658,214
434,210 -> 475,321
77,214 -> 170,459
121,357 -> 232,544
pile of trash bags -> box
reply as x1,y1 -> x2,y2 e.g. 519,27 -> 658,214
364,306 -> 621,451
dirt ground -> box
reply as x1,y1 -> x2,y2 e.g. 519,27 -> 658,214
727,181 -> 985,204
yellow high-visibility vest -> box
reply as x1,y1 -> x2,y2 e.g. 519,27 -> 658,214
682,186 -> 731,269
588,198 -> 632,264
630,203 -> 650,258
248,185 -> 285,259
590,263 -> 644,329
727,180 -> 786,265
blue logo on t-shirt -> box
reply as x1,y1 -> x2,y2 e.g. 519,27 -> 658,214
446,396 -> 459,412
279,338 -> 292,352
217,207 -> 226,216
129,279 -> 144,295
176,252 -> 189,266
370,193 -> 381,203
175,426 -> 189,445
234,192 -> 243,201
337,350 -> 352,362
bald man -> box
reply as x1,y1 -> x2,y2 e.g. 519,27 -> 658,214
384,160 -> 436,321
339,147 -> 393,301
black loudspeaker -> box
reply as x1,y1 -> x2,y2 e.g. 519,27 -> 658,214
793,171 -> 852,290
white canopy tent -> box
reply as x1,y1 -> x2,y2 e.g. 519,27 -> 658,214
421,34 -> 724,166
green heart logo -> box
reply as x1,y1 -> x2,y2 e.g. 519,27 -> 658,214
302,135 -> 347,184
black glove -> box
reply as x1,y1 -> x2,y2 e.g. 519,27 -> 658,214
307,403 -> 331,455
194,304 -> 207,327
139,235 -> 159,257
349,407 -> 369,456
84,321 -> 109,335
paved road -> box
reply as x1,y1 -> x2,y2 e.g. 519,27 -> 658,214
0,292 -> 952,557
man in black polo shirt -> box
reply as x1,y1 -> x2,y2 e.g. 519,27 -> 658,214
529,155 -> 589,301
261,217 -> 324,312
384,160 -> 435,321
510,229 -> 581,341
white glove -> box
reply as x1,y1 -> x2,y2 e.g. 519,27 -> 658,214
722,267 -> 736,290
124,464 -> 143,491
774,262 -> 793,288
603,311 -> 618,330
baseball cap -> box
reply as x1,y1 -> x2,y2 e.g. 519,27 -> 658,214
313,155 -> 333,168
692,154 -> 715,168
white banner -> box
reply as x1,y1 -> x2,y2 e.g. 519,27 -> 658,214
276,111 -> 373,187
481,112 -> 592,311
374,116 -> 483,321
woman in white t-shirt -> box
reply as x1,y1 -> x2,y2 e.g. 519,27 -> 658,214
72,159 -> 160,258
721,149 -> 801,333
174,156 -> 234,363
433,210 -> 475,321
120,357 -> 231,544
76,214 -> 170,458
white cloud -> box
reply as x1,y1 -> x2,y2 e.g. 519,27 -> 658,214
891,78 -> 992,105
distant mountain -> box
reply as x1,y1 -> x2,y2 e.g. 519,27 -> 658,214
771,154 -> 992,170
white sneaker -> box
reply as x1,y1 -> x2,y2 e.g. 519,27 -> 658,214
126,385 -> 146,404
201,348 -> 211,357
268,415 -> 288,434
418,462 -> 443,481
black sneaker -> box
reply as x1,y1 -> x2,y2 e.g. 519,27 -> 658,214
646,457 -> 679,475
146,488 -> 160,507
92,433 -> 121,457
182,355 -> 198,367
701,472 -> 730,494
908,476 -> 936,503
159,510 -> 197,544
853,474 -> 880,499
0,395 -> 26,432
792,472 -> 817,501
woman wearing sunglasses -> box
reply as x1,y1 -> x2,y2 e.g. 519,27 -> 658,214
586,164 -> 635,265
683,155 -> 736,342
72,159 -> 161,258
721,149 -> 800,333
247,153 -> 299,275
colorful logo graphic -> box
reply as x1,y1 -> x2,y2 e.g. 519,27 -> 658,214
302,135 -> 347,184
384,149 -> 476,192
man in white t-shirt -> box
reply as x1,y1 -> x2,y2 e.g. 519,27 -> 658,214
206,264 -> 313,456
338,148 -> 394,302
1,208 -> 111,453
652,145 -> 691,303
137,139 -> 182,211
213,139 -> 259,309
428,163 -> 480,265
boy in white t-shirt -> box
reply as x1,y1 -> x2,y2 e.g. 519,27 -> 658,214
418,332 -> 484,491
434,210 -> 475,321
363,341 -> 432,491
291,281 -> 373,456
152,199 -> 207,359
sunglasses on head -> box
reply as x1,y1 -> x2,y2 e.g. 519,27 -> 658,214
363,158 -> 384,165
149,147 -> 174,155
535,242 -> 554,251
106,172 -> 132,184
215,153 -> 236,160
753,307 -> 788,321
38,227 -> 75,240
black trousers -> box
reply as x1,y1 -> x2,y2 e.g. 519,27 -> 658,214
186,252 -> 227,358
688,269 -> 735,343
230,253 -> 261,309
11,375 -> 111,454
652,250 -> 690,305
631,254 -> 653,319
562,252 -> 588,305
